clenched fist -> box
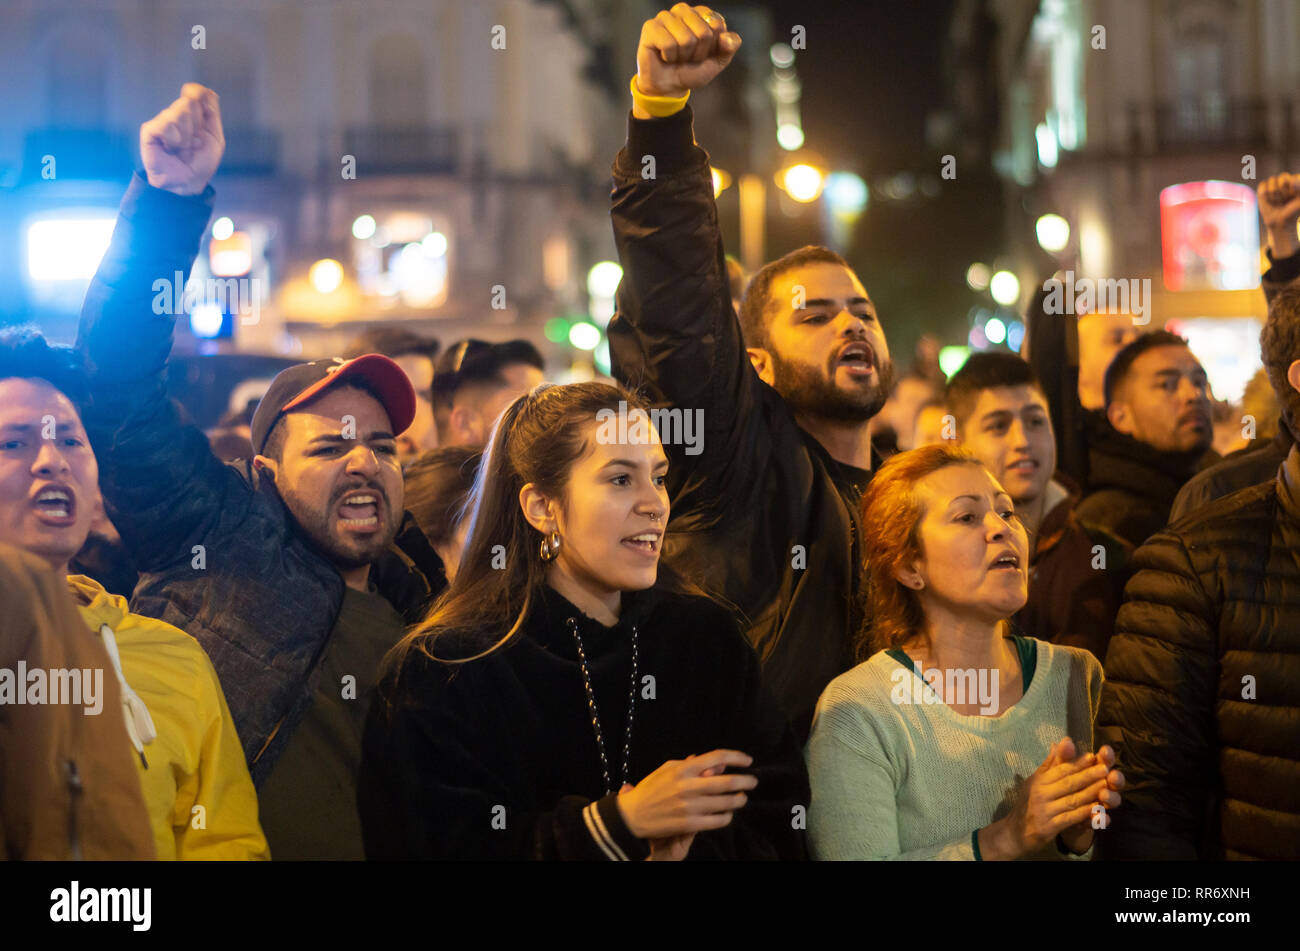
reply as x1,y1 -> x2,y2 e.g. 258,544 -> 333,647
1258,172 -> 1300,258
140,83 -> 225,196
636,4 -> 741,106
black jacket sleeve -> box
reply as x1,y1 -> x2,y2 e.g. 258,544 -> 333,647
1096,531 -> 1219,859
607,106 -> 773,520
1025,284 -> 1089,486
76,173 -> 245,575
1263,247 -> 1300,304
358,651 -> 648,861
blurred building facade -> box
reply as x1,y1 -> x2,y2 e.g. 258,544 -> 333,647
0,0 -> 685,373
954,0 -> 1299,401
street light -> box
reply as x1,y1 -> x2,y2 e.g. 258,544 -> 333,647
569,321 -> 601,351
309,258 -> 344,294
1035,213 -> 1070,253
351,215 -> 377,241
780,163 -> 825,203
776,124 -> 805,150
990,270 -> 1021,306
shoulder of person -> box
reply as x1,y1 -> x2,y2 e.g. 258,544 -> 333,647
115,610 -> 210,686
647,589 -> 748,649
1038,640 -> 1103,684
812,654 -> 908,726
378,628 -> 521,710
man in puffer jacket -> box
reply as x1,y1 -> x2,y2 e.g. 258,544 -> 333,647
1097,285 -> 1300,860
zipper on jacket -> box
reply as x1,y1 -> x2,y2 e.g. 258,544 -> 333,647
66,760 -> 83,861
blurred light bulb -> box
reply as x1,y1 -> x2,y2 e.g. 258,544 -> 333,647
352,215 -> 377,240
309,258 -> 344,294
1035,213 -> 1070,253
990,270 -> 1021,306
781,164 -> 825,203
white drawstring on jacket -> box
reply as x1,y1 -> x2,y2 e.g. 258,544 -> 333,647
98,624 -> 157,769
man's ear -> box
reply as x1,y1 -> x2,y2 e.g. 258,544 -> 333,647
1287,359 -> 1300,396
253,454 -> 278,481
518,483 -> 556,535
747,347 -> 776,386
1106,399 -> 1131,435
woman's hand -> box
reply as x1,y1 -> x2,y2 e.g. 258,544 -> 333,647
618,749 -> 756,855
979,737 -> 1110,860
1058,744 -> 1125,855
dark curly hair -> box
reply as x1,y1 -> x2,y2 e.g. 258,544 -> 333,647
1261,284 -> 1300,438
0,327 -> 89,409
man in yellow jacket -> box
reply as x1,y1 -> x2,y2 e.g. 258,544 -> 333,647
0,329 -> 268,860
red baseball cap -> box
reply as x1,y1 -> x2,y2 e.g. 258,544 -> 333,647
250,354 -> 417,455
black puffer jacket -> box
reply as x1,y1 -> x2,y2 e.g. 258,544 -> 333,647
1169,425 -> 1293,524
1074,414 -> 1211,552
1096,444 -> 1300,860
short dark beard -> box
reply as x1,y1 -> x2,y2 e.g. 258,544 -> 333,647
277,479 -> 398,573
769,349 -> 894,423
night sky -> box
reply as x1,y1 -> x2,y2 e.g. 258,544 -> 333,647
751,0 -> 999,366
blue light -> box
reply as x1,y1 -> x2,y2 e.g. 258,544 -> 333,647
190,302 -> 225,338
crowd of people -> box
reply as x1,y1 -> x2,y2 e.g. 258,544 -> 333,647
3,6 -> 1297,861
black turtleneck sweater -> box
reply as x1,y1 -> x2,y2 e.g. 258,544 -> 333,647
358,584 -> 808,860
1075,413 -> 1216,551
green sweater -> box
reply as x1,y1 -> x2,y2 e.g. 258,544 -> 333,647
805,637 -> 1104,860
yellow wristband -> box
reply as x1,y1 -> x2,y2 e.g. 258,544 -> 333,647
630,75 -> 690,118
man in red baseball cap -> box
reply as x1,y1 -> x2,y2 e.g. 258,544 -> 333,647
250,354 -> 416,583
74,85 -> 442,859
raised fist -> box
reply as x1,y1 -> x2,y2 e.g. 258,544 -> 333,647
140,83 -> 225,196
1258,172 -> 1300,257
636,5 -> 741,100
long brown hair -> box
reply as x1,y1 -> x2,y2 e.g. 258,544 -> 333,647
390,381 -> 688,671
857,443 -> 986,660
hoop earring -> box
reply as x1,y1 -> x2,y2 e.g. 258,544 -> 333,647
539,531 -> 561,562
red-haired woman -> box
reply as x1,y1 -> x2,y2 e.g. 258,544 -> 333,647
806,444 -> 1124,860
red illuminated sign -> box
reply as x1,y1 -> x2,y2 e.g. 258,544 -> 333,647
1160,181 -> 1259,292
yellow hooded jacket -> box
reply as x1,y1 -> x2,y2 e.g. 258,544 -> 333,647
68,575 -> 270,860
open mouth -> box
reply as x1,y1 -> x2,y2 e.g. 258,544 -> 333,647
988,551 -> 1021,572
835,342 -> 876,378
621,531 -> 662,557
1006,458 -> 1039,475
32,486 -> 77,526
337,491 -> 382,531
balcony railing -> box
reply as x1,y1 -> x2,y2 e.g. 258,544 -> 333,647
341,126 -> 459,174
1151,97 -> 1269,151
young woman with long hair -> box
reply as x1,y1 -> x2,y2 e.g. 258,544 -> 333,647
805,443 -> 1125,860
359,382 -> 807,860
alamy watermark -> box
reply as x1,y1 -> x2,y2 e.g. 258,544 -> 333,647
0,662 -> 103,715
890,662 -> 999,715
596,400 -> 704,456
151,270 -> 263,325
1042,270 -> 1151,326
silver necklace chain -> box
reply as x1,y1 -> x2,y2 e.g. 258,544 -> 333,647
568,616 -> 639,795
